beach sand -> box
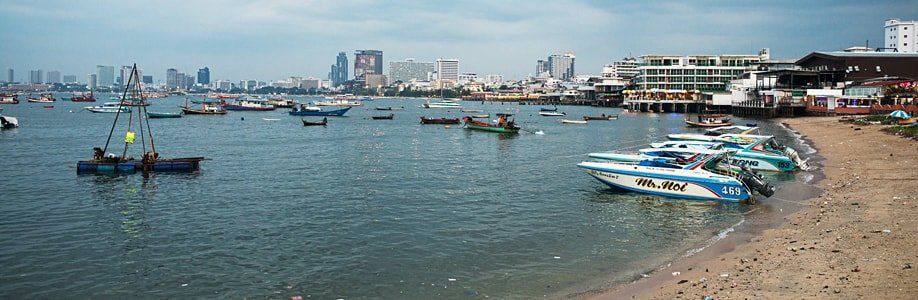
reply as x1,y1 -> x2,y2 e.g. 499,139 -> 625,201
583,116 -> 918,299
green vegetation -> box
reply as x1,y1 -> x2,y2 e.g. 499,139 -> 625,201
882,124 -> 918,139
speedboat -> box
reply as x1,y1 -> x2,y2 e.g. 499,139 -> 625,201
589,145 -> 727,163
539,111 -> 565,116
0,108 -> 19,129
85,102 -> 131,113
422,99 -> 462,108
560,119 -> 587,124
667,125 -> 760,141
578,149 -> 774,203
683,135 -> 806,172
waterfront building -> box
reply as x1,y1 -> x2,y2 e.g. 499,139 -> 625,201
197,67 -> 210,85
795,51 -> 918,83
88,74 -> 97,90
486,74 -> 503,84
214,80 -> 232,91
634,49 -> 768,92
365,74 -> 388,88
885,18 -> 917,53
458,72 -> 479,84
354,50 -> 383,80
166,68 -> 178,90
46,70 -> 61,84
6,68 -> 13,83
29,70 -> 42,84
536,59 -> 551,78
330,52 -> 348,86
603,57 -> 639,80
300,77 -> 320,90
97,65 -> 114,87
388,58 -> 434,83
549,52 -> 576,81
63,75 -> 77,83
436,58 -> 459,81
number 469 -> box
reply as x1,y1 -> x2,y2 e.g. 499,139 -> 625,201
722,186 -> 742,195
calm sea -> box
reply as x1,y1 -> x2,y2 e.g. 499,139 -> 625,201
0,95 -> 810,299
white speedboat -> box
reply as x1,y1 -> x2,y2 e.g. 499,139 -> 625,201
578,149 -> 774,203
667,125 -> 760,141
422,99 -> 462,108
560,119 -> 587,124
667,134 -> 807,172
589,145 -> 727,163
85,102 -> 130,113
0,108 -> 18,129
539,111 -> 565,116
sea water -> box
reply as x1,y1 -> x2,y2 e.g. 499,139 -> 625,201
0,95 -> 812,298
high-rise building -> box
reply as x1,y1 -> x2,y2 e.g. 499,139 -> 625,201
354,50 -> 383,80
176,73 -> 186,90
88,74 -> 97,90
365,74 -> 388,88
388,58 -> 435,83
46,70 -> 61,84
142,75 -> 153,84
602,57 -> 640,80
329,52 -> 349,86
7,68 -> 13,83
885,18 -> 917,53
548,52 -> 576,81
166,68 -> 178,90
436,58 -> 459,81
117,65 -> 132,87
29,70 -> 43,84
197,67 -> 210,85
486,74 -> 503,83
63,75 -> 77,83
97,65 -> 115,87
536,59 -> 550,77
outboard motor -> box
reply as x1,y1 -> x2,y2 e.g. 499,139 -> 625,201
738,166 -> 775,197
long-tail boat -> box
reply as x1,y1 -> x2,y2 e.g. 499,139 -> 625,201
462,113 -> 520,133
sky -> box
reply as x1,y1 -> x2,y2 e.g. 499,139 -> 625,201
1,0 -> 916,83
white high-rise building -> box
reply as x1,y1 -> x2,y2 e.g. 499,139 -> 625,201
436,58 -> 459,81
486,74 -> 503,83
885,18 -> 917,53
602,57 -> 639,80
549,52 -> 576,81
389,58 -> 434,83
46,70 -> 61,84
635,49 -> 768,91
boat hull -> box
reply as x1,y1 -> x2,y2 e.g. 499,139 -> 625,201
465,123 -> 520,133
420,117 -> 460,124
146,112 -> 182,118
577,162 -> 751,202
289,107 -> 351,116
77,158 -> 202,174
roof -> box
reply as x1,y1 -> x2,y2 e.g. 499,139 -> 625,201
797,51 -> 918,64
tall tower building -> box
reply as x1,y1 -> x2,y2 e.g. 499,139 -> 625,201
6,68 -> 13,83
436,58 -> 459,81
97,65 -> 115,87
549,52 -> 576,81
334,52 -> 348,86
354,50 -> 383,80
166,68 -> 178,90
29,70 -> 43,84
388,58 -> 435,83
536,59 -> 550,77
47,70 -> 61,84
885,18 -> 917,53
197,67 -> 210,85
88,74 -> 97,90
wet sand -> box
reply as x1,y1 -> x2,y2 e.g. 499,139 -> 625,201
582,116 -> 918,299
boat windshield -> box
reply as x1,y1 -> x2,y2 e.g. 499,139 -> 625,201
701,153 -> 737,176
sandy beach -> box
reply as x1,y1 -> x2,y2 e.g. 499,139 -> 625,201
584,116 -> 918,299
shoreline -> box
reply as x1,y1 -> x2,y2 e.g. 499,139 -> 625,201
578,116 -> 918,299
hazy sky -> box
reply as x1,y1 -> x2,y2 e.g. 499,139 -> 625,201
1,0 -> 916,83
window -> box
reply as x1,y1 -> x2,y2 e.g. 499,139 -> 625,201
906,43 -> 909,46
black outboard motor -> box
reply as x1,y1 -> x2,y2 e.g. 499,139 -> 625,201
738,166 -> 775,197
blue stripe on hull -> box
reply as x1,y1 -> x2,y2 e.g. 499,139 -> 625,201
586,173 -> 745,202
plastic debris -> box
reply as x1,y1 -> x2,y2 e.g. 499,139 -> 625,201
671,271 -> 680,276
448,278 -> 457,282
553,256 -> 561,259
720,273 -> 730,277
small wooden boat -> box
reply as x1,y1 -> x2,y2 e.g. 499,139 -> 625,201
471,114 -> 490,118
146,112 -> 183,118
539,111 -> 565,116
27,93 -> 55,103
85,102 -> 131,113
181,104 -> 227,115
460,109 -> 483,113
583,115 -> 617,120
420,116 -> 460,124
0,93 -> 19,104
539,107 -> 558,112
302,117 -> 328,126
462,114 -> 520,133
43,105 -> 54,109
561,119 -> 587,124
68,91 -> 96,102
371,114 -> 394,120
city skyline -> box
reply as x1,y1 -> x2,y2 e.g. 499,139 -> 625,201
1,0 -> 916,82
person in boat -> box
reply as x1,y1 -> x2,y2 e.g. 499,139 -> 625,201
292,105 -> 298,112
93,147 -> 104,161
322,117 -> 327,123
497,115 -> 506,126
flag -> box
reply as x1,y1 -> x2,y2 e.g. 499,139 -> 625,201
125,131 -> 135,144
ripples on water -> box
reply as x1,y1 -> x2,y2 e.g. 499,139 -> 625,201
0,96 -> 810,298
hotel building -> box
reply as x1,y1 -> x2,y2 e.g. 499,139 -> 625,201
634,49 -> 769,91
885,18 -> 917,53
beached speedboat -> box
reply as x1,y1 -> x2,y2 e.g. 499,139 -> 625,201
589,145 -> 727,164
85,102 -> 131,113
578,149 -> 775,203
668,125 -> 760,141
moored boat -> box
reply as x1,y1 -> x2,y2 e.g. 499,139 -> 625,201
222,98 -> 276,111
67,91 -> 96,102
578,150 -> 774,203
27,93 -> 55,103
181,103 -> 227,115
422,99 -> 462,108
460,109 -> 483,113
666,134 -> 807,172
85,102 -> 131,113
302,117 -> 328,126
539,107 -> 558,112
538,111 -> 565,116
371,114 -> 394,120
685,114 -> 733,127
583,115 -> 617,120
471,114 -> 490,118
146,112 -> 183,118
267,96 -> 296,108
420,116 -> 460,124
288,106 -> 351,116
0,93 -> 19,104
561,119 -> 587,124
462,113 -> 520,133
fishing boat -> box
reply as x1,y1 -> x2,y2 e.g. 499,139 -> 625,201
422,100 -> 462,108
267,96 -> 296,108
420,116 -> 460,124
462,113 -> 520,133
539,111 -> 565,116
666,134 -> 807,172
471,114 -> 490,118
27,93 -> 55,103
0,93 -> 19,104
460,109 -> 484,113
146,112 -> 183,118
577,149 -> 775,203
302,117 -> 328,126
85,102 -> 131,113
315,94 -> 362,106
371,114 -> 394,120
288,106 -> 351,116
181,103 -> 227,115
583,115 -> 617,120
222,97 -> 276,111
65,91 -> 96,102
539,107 -> 558,112
684,114 -> 733,127
77,64 -> 205,174
560,119 -> 588,124
0,108 -> 18,129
